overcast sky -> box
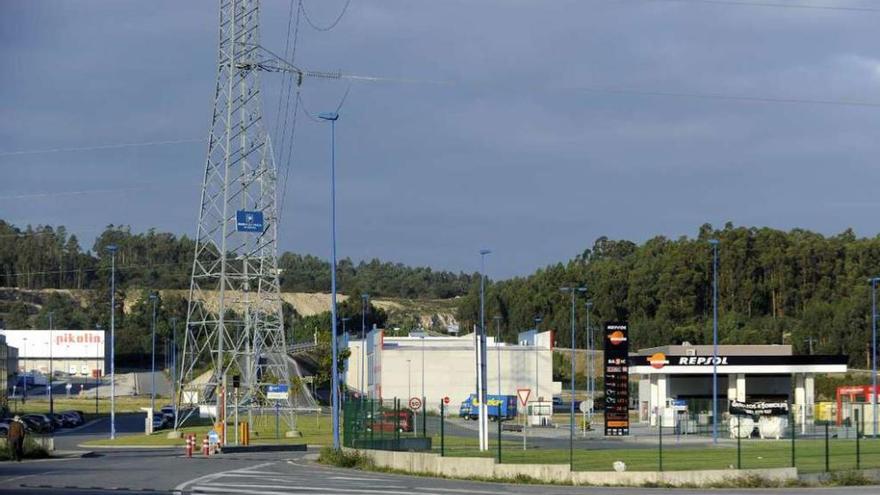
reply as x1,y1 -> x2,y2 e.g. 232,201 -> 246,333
3,0 -> 880,278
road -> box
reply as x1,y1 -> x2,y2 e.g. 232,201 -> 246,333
2,416 -> 880,494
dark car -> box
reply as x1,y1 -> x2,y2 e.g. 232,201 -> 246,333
60,411 -> 84,426
46,413 -> 66,429
22,414 -> 53,433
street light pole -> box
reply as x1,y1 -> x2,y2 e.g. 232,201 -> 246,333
561,286 -> 587,469
709,239 -> 719,444
361,293 -> 368,398
871,277 -> 879,437
318,110 -> 341,450
107,244 -> 118,440
586,301 -> 593,423
170,317 -> 178,428
534,316 -> 542,401
48,311 -> 54,417
478,249 -> 491,451
149,292 -> 158,414
494,316 -> 502,397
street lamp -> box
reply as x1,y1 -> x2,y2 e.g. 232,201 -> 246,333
561,286 -> 587,470
585,301 -> 594,424
22,336 -> 27,404
106,244 -> 118,440
493,315 -> 502,397
149,292 -> 158,414
360,293 -> 369,399
478,248 -> 491,451
318,110 -> 341,450
170,317 -> 178,428
534,316 -> 542,401
871,277 -> 880,437
709,239 -> 719,444
48,311 -> 54,417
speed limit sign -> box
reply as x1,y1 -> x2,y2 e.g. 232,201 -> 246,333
443,396 -> 450,405
409,397 -> 423,410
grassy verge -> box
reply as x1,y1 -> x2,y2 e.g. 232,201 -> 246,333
0,438 -> 51,461
82,410 -> 332,447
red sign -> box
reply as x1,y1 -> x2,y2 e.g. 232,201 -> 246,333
443,396 -> 450,404
516,388 -> 531,407
409,397 -> 423,410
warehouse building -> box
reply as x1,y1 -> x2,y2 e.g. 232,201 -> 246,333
346,329 -> 561,411
0,329 -> 106,378
630,343 -> 847,430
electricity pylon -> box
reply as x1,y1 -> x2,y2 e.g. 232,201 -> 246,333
176,0 -> 316,438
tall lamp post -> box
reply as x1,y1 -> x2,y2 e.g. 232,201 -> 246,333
478,249 -> 492,451
318,110 -> 341,450
48,311 -> 54,417
493,315 -> 502,397
360,293 -> 368,398
561,286 -> 587,469
106,244 -> 118,440
534,316 -> 542,401
871,277 -> 880,437
149,292 -> 158,414
585,301 -> 594,423
709,239 -> 719,444
170,317 -> 178,428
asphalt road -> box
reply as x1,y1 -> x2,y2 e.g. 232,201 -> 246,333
3,416 -> 880,494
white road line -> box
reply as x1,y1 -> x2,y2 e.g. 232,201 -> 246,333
416,488 -> 503,495
173,461 -> 278,493
193,482 -> 417,494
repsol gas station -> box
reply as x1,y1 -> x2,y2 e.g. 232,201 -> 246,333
601,324 -> 848,436
625,342 -> 848,433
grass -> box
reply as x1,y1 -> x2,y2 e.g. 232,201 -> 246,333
428,433 -> 880,474
8,397 -> 155,421
82,410 -> 332,447
0,438 -> 51,461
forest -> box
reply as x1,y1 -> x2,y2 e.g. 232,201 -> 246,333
4,220 -> 880,368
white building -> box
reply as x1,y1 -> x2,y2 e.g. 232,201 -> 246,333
346,329 -> 561,411
0,329 -> 106,378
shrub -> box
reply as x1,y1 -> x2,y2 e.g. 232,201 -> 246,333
317,447 -> 371,469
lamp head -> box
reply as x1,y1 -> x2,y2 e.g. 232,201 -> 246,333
708,239 -> 719,245
318,111 -> 339,121
479,249 -> 491,256
105,244 -> 118,253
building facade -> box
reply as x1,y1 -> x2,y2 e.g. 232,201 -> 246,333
0,329 -> 106,378
631,343 -> 847,429
346,330 -> 561,411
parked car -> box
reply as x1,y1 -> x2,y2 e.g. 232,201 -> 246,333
46,413 -> 66,429
159,406 -> 176,420
57,411 -> 82,427
22,414 -> 54,433
0,421 -> 9,437
152,414 -> 171,431
366,409 -> 414,433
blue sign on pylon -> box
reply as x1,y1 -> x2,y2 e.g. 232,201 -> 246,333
236,210 -> 264,232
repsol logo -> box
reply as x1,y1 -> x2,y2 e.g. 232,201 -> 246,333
678,356 -> 728,365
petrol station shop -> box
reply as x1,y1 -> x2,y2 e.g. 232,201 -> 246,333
630,344 -> 848,431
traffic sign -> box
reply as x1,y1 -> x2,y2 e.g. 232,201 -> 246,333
443,396 -> 450,405
579,400 -> 589,413
409,397 -> 423,410
266,384 -> 289,400
516,388 -> 531,407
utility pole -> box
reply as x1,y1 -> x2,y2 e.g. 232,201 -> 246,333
561,286 -> 586,470
48,311 -> 54,417
709,239 -> 720,444
149,292 -> 158,414
478,249 -> 491,451
494,316 -> 502,397
107,244 -> 117,440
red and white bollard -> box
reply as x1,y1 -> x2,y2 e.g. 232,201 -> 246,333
185,435 -> 193,458
202,436 -> 209,456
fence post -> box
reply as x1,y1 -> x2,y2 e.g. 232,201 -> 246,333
497,417 -> 502,463
370,399 -> 375,446
790,405 -> 796,468
395,398 -> 400,450
737,417 -> 742,470
856,407 -> 861,470
423,396 -> 427,438
658,424 -> 663,472
824,422 -> 830,472
440,400 -> 445,457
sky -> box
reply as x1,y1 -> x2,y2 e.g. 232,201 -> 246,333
3,0 -> 880,278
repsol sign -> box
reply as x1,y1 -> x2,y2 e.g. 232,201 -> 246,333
677,356 -> 728,366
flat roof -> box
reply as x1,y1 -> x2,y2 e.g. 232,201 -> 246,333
635,344 -> 792,357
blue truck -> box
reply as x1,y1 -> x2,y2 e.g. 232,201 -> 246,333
459,394 -> 518,421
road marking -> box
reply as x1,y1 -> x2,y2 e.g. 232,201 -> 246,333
173,461 -> 277,493
192,484 -> 416,494
416,488 -> 502,495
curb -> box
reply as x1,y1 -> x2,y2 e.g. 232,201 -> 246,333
78,444 -> 180,450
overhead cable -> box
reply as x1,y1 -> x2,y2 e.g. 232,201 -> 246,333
301,0 -> 352,31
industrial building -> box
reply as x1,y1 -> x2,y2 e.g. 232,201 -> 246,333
346,329 -> 561,411
630,343 -> 847,430
0,329 -> 106,378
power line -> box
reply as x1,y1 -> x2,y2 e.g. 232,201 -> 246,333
0,138 -> 202,158
630,0 -> 880,13
301,0 -> 352,31
0,182 -> 198,201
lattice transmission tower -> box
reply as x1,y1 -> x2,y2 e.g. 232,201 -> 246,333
176,0 -> 318,437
